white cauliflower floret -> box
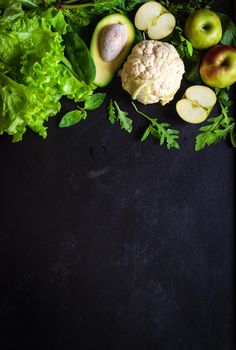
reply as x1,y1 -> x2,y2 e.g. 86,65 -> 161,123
120,40 -> 185,105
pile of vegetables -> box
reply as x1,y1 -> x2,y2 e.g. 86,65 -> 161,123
0,0 -> 235,151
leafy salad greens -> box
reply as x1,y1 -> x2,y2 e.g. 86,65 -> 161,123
0,0 -> 235,150
0,1 -> 95,141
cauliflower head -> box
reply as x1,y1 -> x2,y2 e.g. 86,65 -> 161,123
120,40 -> 185,105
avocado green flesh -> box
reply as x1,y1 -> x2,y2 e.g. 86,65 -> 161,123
90,14 -> 135,87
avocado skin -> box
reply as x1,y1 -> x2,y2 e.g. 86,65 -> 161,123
90,13 -> 135,87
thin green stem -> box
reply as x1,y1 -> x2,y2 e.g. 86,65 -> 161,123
58,2 -> 96,9
131,102 -> 153,123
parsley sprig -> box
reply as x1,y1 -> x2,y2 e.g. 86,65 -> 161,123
132,102 -> 180,149
195,89 -> 235,151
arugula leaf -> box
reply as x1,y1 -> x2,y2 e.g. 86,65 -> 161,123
59,108 -> 87,128
108,99 -> 116,124
218,12 -> 236,47
84,92 -> 106,110
167,26 -> 193,58
108,100 -> 133,133
132,102 -> 180,149
195,88 -> 235,151
141,125 -> 151,141
114,101 -> 133,133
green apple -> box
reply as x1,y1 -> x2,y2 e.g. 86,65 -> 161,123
200,44 -> 236,88
134,1 -> 176,40
176,85 -> 217,124
184,9 -> 222,50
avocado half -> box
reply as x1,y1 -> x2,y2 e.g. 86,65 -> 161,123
90,13 -> 135,87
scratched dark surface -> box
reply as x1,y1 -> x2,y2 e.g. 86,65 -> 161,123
0,1 -> 235,350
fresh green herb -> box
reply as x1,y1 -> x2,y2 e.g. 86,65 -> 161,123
59,92 -> 106,128
120,0 -> 150,12
84,92 -> 106,110
108,99 -> 116,124
218,12 -> 236,47
132,102 -> 180,149
59,109 -> 87,128
161,0 -> 214,19
168,26 -> 193,59
108,100 -> 133,133
195,88 -> 235,151
63,31 -> 96,84
58,0 -> 125,29
184,50 -> 203,84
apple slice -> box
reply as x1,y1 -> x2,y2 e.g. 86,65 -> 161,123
176,85 -> 217,124
134,1 -> 176,40
185,85 -> 217,108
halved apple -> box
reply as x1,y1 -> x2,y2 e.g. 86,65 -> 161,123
134,1 -> 176,40
176,85 -> 217,124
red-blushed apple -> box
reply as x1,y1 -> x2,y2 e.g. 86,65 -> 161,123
184,9 -> 222,50
200,44 -> 236,88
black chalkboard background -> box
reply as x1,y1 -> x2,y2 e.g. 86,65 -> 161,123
0,1 -> 235,349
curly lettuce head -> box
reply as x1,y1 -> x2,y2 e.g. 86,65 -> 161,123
0,6 -> 94,141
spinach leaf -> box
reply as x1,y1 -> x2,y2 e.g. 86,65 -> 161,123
63,31 -> 96,84
84,92 -> 106,110
59,93 -> 106,128
59,109 -> 87,128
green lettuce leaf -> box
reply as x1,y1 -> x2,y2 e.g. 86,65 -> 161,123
0,7 -> 94,141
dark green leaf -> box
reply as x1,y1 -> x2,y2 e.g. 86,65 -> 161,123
84,93 -> 106,110
59,109 -> 87,128
121,0 -> 150,11
63,32 -> 96,84
184,49 -> 203,84
218,12 -> 236,47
